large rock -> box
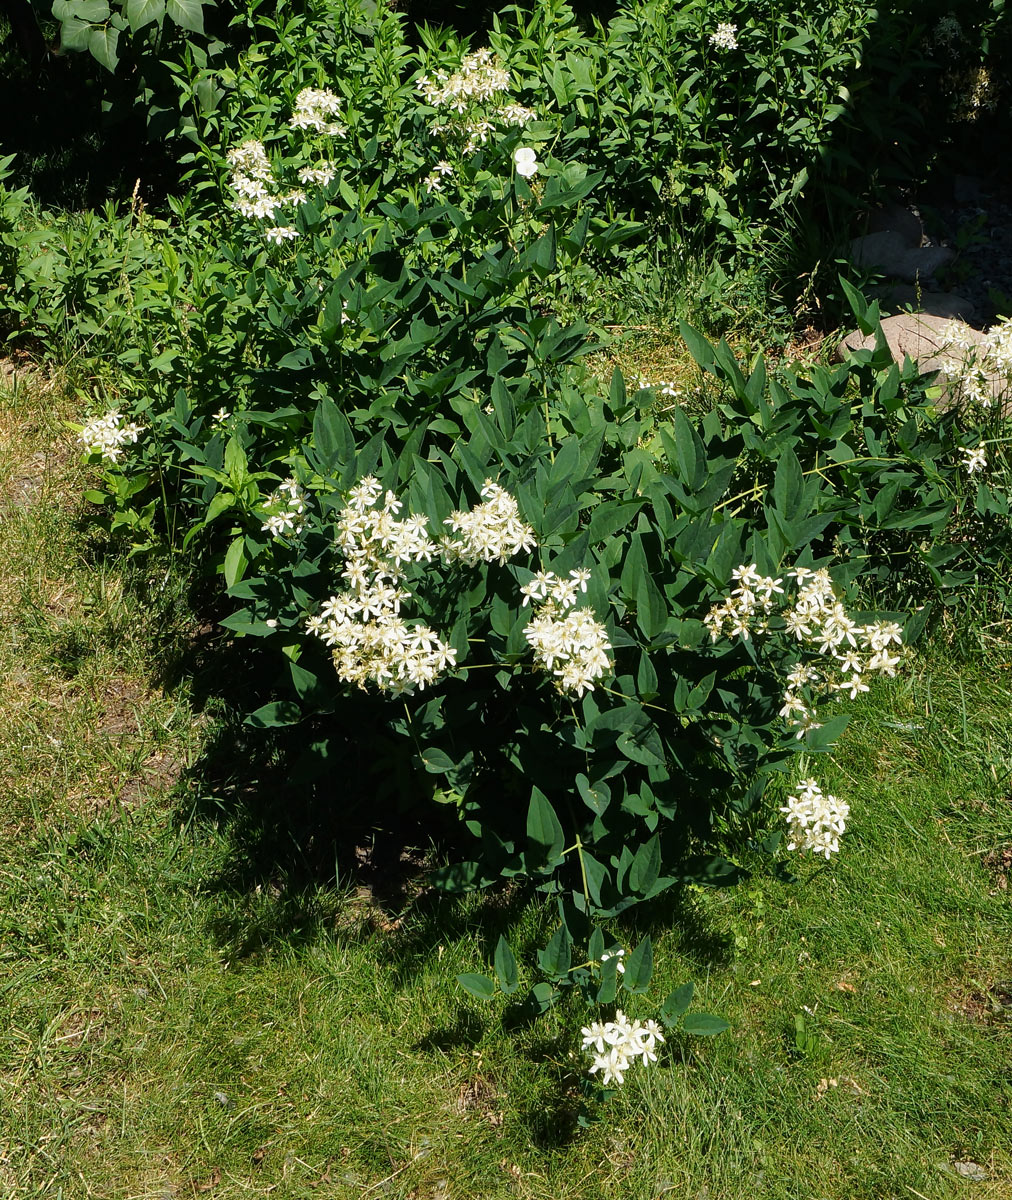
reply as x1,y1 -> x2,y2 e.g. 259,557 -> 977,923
837,313 -> 1008,412
878,285 -> 976,322
849,231 -> 954,283
865,203 -> 924,248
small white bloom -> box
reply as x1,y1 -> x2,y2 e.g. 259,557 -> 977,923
960,445 -> 987,475
265,225 -> 298,245
78,411 -> 144,462
513,147 -> 538,178
781,778 -> 849,858
709,22 -> 738,50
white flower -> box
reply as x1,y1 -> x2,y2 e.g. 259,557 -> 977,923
960,445 -> 987,475
298,164 -> 337,187
709,22 -> 738,50
78,411 -> 144,462
441,480 -> 537,566
289,87 -> 345,135
513,147 -> 538,178
261,478 -> 310,539
781,778 -> 849,858
524,602 -> 612,697
583,1008 -> 665,1086
265,225 -> 298,244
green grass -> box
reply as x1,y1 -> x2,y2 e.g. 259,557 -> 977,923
2,367 -> 1011,1199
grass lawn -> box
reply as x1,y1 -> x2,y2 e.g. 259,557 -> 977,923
2,366 -> 1011,1199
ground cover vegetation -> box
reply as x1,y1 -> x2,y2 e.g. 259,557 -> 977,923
1,0 -> 1011,1192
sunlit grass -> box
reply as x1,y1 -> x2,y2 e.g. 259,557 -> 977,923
1,367 -> 1010,1199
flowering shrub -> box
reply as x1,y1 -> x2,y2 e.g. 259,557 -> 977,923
0,0 -> 1009,1030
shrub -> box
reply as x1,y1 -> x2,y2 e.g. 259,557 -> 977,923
1,0 -> 1009,1026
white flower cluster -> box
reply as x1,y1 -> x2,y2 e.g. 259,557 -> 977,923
938,318 -> 1011,476
261,477 -> 310,539
298,164 -> 337,187
780,778 -> 850,859
288,87 -> 347,137
581,1010 -> 664,1086
440,479 -> 537,566
940,317 -> 1012,410
417,47 -> 510,111
709,22 -> 738,50
225,89 -> 345,241
78,411 -> 143,463
948,64 -> 1001,120
418,47 -> 536,159
423,159 -> 454,194
225,138 -> 306,241
522,569 -> 612,697
305,477 -> 456,693
705,565 -> 904,738
932,14 -> 963,45
636,376 -> 681,398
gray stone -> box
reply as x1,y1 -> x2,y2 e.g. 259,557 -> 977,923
879,285 -> 976,322
836,313 -> 1009,412
850,232 -> 954,283
865,203 -> 923,247
953,175 -> 982,205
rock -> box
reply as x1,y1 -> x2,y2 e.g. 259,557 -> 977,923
850,232 -> 954,284
953,175 -> 982,205
865,203 -> 923,247
878,285 -> 977,322
836,313 -> 1009,412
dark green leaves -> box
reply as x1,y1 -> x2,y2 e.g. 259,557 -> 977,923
621,936 -> 653,992
457,973 -> 495,1000
682,1013 -> 730,1036
526,789 -> 565,868
660,981 -> 694,1027
494,936 -> 520,994
660,981 -> 729,1035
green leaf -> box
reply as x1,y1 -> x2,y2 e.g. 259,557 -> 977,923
246,700 -> 302,728
87,23 -> 119,71
313,398 -> 355,472
622,935 -> 653,993
576,773 -> 610,815
494,936 -> 520,994
125,0 -> 164,29
66,0 -> 110,17
587,499 -> 640,542
527,981 -> 556,1015
203,490 -> 234,524
165,0 -> 204,32
679,322 -> 715,373
289,660 -> 322,702
772,448 -> 803,518
669,406 -> 706,491
682,1012 -> 730,1036
457,973 -> 495,1000
223,535 -> 247,588
660,981 -> 695,1028
804,712 -> 850,752
581,851 -> 608,907
628,834 -> 660,895
526,788 -> 565,865
59,16 -> 92,49
419,746 -> 455,774
537,924 -> 572,978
